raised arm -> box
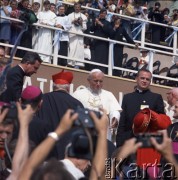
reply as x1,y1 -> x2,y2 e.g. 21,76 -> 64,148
18,109 -> 78,180
89,109 -> 108,180
7,103 -> 36,180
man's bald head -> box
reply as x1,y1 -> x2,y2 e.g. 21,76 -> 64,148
167,88 -> 178,106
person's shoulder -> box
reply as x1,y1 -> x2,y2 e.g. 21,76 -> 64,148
8,65 -> 22,75
148,90 -> 162,97
50,10 -> 56,16
123,91 -> 135,97
101,89 -> 114,95
73,87 -> 88,95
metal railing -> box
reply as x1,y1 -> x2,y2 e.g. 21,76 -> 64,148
1,5 -> 178,86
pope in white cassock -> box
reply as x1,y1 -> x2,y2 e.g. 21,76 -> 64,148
68,3 -> 87,68
34,0 -> 56,63
73,69 -> 122,141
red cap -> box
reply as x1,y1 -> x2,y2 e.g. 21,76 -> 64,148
133,108 -> 171,134
21,86 -> 42,100
133,108 -> 151,134
52,70 -> 73,85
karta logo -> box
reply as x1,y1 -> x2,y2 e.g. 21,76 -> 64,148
105,158 -> 177,179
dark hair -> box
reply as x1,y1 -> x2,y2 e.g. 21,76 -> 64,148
21,52 -> 42,64
31,159 -> 75,180
136,69 -> 152,77
58,4 -> 65,9
50,3 -> 56,7
155,2 -> 161,7
74,2 -> 81,7
100,8 -> 107,14
10,0 -> 18,5
43,0 -> 50,6
1,116 -> 16,127
33,2 -> 40,6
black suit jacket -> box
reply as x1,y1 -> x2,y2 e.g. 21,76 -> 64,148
0,65 -> 25,103
116,89 -> 165,147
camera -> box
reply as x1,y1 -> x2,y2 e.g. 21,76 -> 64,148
73,107 -> 102,128
74,17 -> 83,27
136,133 -> 163,148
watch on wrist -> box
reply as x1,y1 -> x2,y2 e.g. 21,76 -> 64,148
48,132 -> 59,141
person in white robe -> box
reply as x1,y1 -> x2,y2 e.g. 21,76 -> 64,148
73,69 -> 122,141
67,3 -> 87,68
53,5 -> 72,66
166,88 -> 178,123
33,0 -> 56,63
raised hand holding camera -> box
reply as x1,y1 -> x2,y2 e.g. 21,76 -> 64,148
55,109 -> 78,136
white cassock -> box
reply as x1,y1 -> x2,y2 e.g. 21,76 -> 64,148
68,12 -> 87,67
53,15 -> 72,63
34,10 -> 56,63
73,87 -> 122,141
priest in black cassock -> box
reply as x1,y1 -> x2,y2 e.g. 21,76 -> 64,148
36,70 -> 83,159
90,8 -> 113,74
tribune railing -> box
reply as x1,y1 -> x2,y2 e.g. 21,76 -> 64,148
1,3 -> 178,86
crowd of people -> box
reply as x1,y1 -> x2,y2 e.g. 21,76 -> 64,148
1,0 -> 178,179
1,0 -> 178,75
0,49 -> 177,179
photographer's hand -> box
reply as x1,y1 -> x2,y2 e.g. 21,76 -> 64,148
150,130 -> 178,178
17,102 -> 35,126
55,109 -> 78,136
150,130 -> 174,162
116,138 -> 142,160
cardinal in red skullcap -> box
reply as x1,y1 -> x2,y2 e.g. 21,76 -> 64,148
52,70 -> 73,85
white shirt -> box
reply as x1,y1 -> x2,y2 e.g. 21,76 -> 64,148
61,159 -> 85,180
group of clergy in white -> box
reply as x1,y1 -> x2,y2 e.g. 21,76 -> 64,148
33,1 -> 87,66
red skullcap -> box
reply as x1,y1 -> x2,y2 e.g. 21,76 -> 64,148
52,70 -> 73,85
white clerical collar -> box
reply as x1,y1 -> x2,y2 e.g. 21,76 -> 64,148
136,88 -> 143,93
18,64 -> 25,73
